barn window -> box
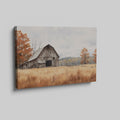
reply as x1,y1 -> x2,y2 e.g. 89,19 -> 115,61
53,57 -> 55,60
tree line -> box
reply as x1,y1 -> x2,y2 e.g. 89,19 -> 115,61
80,48 -> 96,64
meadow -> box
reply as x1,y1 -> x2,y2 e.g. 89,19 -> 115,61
17,64 -> 96,89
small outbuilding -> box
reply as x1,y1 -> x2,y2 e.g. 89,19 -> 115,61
20,44 -> 59,69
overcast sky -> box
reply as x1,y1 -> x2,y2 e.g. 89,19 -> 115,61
17,26 -> 96,58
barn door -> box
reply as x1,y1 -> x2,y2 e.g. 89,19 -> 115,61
46,60 -> 52,67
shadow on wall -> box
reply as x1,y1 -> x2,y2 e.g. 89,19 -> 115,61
11,27 -> 17,91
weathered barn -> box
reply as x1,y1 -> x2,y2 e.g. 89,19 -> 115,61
20,44 -> 59,69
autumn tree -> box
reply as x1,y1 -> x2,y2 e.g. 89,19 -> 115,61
93,49 -> 96,63
16,30 -> 33,67
80,48 -> 89,64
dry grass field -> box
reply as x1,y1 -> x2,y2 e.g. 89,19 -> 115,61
17,64 -> 96,89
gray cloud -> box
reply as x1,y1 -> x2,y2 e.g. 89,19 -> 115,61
17,26 -> 96,58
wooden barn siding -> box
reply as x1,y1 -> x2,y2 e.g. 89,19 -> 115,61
19,45 -> 59,69
37,46 -> 59,67
20,60 -> 46,69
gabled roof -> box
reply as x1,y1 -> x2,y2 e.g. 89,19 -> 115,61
28,44 -> 59,62
28,47 -> 43,62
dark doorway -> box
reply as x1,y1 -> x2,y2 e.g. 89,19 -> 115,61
46,60 -> 52,67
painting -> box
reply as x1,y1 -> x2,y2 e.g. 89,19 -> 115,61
15,26 -> 97,89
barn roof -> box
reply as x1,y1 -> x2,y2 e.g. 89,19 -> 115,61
28,44 -> 59,62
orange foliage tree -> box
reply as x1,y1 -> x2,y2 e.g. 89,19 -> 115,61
80,48 -> 89,64
16,30 -> 33,67
93,49 -> 96,63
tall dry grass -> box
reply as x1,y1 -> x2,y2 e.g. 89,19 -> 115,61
17,64 -> 96,89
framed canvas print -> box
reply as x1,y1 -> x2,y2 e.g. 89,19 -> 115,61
15,26 -> 96,89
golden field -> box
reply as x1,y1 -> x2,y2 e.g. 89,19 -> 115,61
17,64 -> 96,89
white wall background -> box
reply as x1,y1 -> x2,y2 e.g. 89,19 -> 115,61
0,0 -> 120,120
